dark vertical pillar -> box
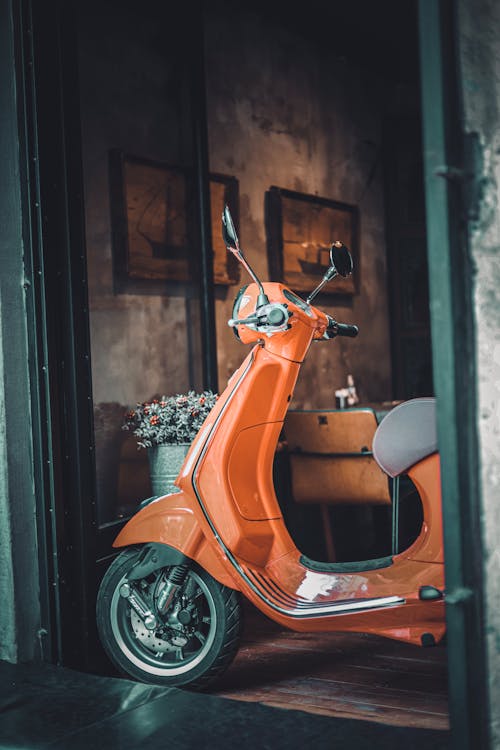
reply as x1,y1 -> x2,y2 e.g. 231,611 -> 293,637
418,1 -> 489,747
26,0 -> 99,669
191,2 -> 218,392
0,0 -> 41,662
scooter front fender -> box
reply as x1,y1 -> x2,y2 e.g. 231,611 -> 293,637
113,491 -> 238,590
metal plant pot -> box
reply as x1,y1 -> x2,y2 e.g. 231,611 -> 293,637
147,443 -> 191,496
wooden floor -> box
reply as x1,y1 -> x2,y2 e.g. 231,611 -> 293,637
213,602 -> 449,730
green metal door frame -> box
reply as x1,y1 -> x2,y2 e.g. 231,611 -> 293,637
418,1 -> 489,746
0,0 -> 44,663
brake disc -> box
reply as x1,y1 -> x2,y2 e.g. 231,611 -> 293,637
130,610 -> 177,653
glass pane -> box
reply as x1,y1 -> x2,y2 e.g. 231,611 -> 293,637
77,0 -> 204,526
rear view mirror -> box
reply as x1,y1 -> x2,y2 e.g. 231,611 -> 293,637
306,241 -> 353,304
329,241 -> 353,278
222,205 -> 240,251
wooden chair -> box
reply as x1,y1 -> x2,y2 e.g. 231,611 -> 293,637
282,409 -> 392,561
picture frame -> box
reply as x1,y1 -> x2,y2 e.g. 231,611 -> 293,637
265,186 -> 360,296
109,150 -> 240,293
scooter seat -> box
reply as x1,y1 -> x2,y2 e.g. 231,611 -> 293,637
372,397 -> 437,478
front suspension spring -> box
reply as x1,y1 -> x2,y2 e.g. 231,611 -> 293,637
167,564 -> 190,585
156,564 -> 190,615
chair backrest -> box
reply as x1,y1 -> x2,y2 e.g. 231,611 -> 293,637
283,409 -> 392,506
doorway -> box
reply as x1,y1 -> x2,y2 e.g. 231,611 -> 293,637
22,0 -> 487,745
41,0 -> 428,666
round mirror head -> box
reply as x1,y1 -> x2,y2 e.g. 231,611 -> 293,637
222,205 -> 240,251
329,241 -> 353,278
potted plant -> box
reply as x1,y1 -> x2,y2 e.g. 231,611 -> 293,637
123,390 -> 218,496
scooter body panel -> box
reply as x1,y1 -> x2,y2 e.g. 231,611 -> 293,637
255,549 -> 445,643
113,491 -> 238,589
113,279 -> 445,647
406,453 -> 444,563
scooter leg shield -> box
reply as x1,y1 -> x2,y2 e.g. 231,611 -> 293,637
113,491 -> 238,590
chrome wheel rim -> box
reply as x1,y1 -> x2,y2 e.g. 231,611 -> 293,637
110,568 -> 217,677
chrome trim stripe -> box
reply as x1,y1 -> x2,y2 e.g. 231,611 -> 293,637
262,573 -> 327,605
245,567 -> 404,615
190,350 -> 406,619
244,568 -> 298,607
252,569 -> 311,604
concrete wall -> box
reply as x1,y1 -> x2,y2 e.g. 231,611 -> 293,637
205,6 -> 392,406
78,1 -> 196,408
78,1 -> 203,520
80,2 -> 396,408
458,1 -> 500,742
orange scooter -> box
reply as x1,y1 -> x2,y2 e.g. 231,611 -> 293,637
96,207 -> 445,689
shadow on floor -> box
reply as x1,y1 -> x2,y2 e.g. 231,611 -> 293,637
0,658 -> 451,750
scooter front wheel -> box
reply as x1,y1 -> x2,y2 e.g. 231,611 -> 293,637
96,547 -> 242,690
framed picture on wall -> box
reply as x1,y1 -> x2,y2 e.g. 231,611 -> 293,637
109,150 -> 240,292
265,186 -> 359,296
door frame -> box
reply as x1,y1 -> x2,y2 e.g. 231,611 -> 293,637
418,0 -> 489,746
10,0 -> 490,742
15,0 -> 99,669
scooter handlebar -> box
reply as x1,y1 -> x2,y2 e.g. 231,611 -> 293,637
335,322 -> 359,338
324,316 -> 359,339
228,302 -> 290,331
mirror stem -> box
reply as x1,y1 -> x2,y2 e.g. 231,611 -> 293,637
306,267 -> 338,304
235,252 -> 269,306
223,204 -> 269,306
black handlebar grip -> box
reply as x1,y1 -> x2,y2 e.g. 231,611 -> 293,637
336,322 -> 359,338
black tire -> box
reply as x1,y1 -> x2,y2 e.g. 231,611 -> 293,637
96,546 -> 242,690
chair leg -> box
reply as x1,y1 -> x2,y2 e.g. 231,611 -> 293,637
391,475 -> 400,556
320,504 -> 336,562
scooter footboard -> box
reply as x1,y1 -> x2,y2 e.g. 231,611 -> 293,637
112,491 -> 239,590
